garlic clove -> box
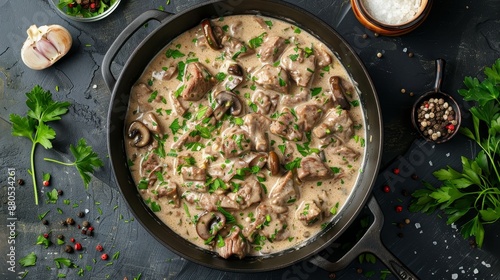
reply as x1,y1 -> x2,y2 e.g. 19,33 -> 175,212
21,24 -> 72,70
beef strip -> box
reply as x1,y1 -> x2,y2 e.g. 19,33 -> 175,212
297,154 -> 334,181
132,83 -> 154,111
269,107 -> 303,141
207,158 -> 248,183
252,89 -> 279,115
243,113 -> 271,152
282,87 -> 309,106
221,35 -> 254,59
329,145 -> 360,163
296,103 -> 322,132
181,62 -> 214,101
254,64 -> 289,94
181,166 -> 206,182
183,191 -> 240,212
315,45 -> 332,68
242,203 -> 289,242
268,171 -> 298,206
280,47 -> 315,87
221,126 -> 252,158
216,226 -> 249,259
312,108 -> 354,144
157,182 -> 180,207
259,36 -> 287,63
227,175 -> 262,209
296,200 -> 322,225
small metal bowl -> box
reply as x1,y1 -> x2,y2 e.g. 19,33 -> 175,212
411,59 -> 461,143
50,0 -> 120,22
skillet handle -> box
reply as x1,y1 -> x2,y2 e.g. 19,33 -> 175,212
309,196 -> 419,280
102,9 -> 172,91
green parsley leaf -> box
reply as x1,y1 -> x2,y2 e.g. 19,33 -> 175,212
19,252 -> 37,267
249,32 -> 267,49
165,49 -> 185,59
44,138 -> 103,189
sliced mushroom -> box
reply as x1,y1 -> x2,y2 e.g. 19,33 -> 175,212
213,91 -> 242,120
268,151 -> 280,176
329,76 -> 351,110
201,19 -> 222,50
196,211 -> 227,240
128,121 -> 151,148
228,64 -> 243,76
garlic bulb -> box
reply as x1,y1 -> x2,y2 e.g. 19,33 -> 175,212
21,25 -> 72,70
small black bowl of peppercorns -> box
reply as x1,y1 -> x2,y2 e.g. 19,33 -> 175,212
411,59 -> 461,143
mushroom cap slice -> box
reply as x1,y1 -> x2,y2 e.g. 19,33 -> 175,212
201,19 -> 222,50
215,91 -> 243,116
196,211 -> 227,240
127,121 -> 151,148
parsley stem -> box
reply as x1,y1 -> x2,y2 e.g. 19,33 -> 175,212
30,142 -> 39,205
43,158 -> 74,166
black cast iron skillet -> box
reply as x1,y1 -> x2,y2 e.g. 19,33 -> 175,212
103,1 -> 414,278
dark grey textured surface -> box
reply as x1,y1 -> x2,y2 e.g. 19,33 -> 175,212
1,0 -> 499,279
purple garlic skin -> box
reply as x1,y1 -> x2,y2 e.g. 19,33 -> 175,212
21,25 -> 72,70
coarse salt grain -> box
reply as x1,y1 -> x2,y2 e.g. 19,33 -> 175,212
451,273 -> 458,279
362,0 -> 422,25
481,261 -> 491,268
415,222 -> 421,229
473,268 -> 479,274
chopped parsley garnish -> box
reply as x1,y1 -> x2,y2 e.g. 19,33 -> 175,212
249,32 -> 267,49
165,49 -> 185,59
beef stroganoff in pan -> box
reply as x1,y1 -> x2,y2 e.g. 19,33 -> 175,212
124,15 -> 366,259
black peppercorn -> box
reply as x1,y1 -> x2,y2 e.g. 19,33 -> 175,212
57,234 -> 64,240
82,221 -> 90,228
17,179 -> 25,185
66,217 -> 75,225
57,189 -> 63,196
60,220 -> 68,226
42,219 -> 49,225
65,245 -> 74,253
77,211 -> 85,218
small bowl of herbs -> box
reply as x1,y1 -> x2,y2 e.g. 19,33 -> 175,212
51,0 -> 120,22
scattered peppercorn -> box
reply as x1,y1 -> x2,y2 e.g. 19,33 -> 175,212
401,189 -> 410,197
74,242 -> 82,251
88,226 -> 94,232
374,32 -> 379,37
70,237 -> 75,243
43,180 -> 50,187
96,244 -> 103,252
376,52 -> 383,58
328,273 -> 336,279
42,219 -> 49,225
401,88 -> 406,94
101,253 -> 109,260
82,221 -> 90,228
43,233 -> 49,238
86,230 -> 93,236
81,229 -> 87,235
362,33 -> 368,39
393,168 -> 400,175
58,234 -> 65,240
404,218 -> 411,224
57,189 -> 63,196
77,211 -> 85,218
408,52 -> 414,58
66,217 -> 75,225
382,185 -> 391,193
356,268 -> 363,274
60,220 -> 68,226
395,205 -> 403,213
409,92 -> 414,97
65,245 -> 74,253
18,179 -> 25,185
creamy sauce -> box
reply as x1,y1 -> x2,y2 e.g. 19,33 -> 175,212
124,15 -> 366,258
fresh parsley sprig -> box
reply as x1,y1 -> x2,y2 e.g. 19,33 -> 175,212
410,59 -> 500,248
10,85 -> 70,205
10,85 -> 103,204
